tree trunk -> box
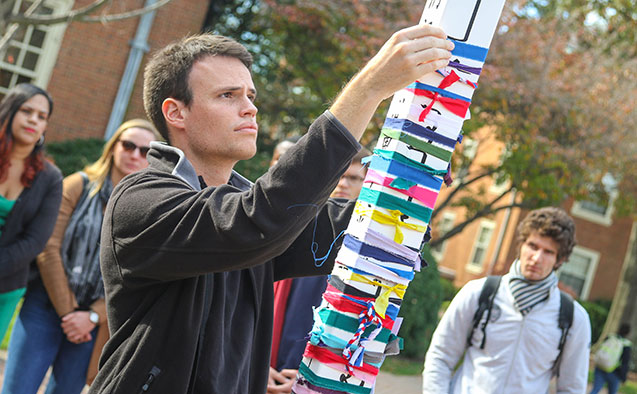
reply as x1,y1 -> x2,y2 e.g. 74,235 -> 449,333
599,221 -> 637,370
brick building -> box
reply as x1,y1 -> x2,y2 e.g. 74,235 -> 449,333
432,127 -> 636,302
1,0 -> 210,141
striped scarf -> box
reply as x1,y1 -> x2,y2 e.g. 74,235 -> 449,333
508,259 -> 558,315
60,172 -> 112,307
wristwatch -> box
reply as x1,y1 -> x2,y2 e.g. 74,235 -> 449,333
89,310 -> 99,324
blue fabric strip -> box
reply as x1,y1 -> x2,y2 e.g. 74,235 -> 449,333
450,39 -> 489,62
343,234 -> 414,267
364,155 -> 443,191
382,118 -> 457,148
344,257 -> 416,282
406,81 -> 471,102
358,187 -> 432,223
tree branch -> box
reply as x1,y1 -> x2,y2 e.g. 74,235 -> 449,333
7,0 -> 173,26
429,186 -> 529,248
9,0 -> 109,25
79,0 -> 174,23
434,166 -> 500,214
0,0 -> 45,54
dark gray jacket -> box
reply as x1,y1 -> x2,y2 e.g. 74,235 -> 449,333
0,161 -> 63,292
91,111 -> 359,394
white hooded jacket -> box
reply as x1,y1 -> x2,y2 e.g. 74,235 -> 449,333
422,274 -> 591,394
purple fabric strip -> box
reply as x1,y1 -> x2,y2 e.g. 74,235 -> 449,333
295,378 -> 348,394
448,60 -> 482,75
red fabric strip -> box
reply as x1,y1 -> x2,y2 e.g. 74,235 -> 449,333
303,343 -> 380,376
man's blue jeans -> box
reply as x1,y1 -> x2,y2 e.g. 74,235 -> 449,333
2,279 -> 96,394
590,367 -> 621,394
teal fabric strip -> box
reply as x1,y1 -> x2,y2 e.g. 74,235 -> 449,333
359,187 -> 433,223
388,177 -> 416,190
373,149 -> 449,176
317,308 -> 392,344
299,362 -> 372,394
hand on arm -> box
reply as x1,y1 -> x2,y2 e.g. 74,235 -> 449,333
267,367 -> 297,394
330,24 -> 453,141
61,311 -> 95,344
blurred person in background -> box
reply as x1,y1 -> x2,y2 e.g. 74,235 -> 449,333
0,83 -> 62,343
2,119 -> 159,394
268,147 -> 370,394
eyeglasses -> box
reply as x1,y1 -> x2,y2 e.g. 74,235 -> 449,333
119,140 -> 150,157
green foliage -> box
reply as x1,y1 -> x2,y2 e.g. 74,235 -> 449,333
580,299 -> 611,343
46,138 -> 104,176
620,381 -> 637,394
397,246 -> 442,361
380,354 -> 424,376
440,278 -> 459,302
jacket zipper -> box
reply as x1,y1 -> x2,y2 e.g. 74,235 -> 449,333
139,366 -> 161,393
502,316 -> 525,390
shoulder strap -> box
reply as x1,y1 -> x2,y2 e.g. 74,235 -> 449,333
552,290 -> 574,376
467,275 -> 502,349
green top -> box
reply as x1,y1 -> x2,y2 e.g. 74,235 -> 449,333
0,194 -> 16,238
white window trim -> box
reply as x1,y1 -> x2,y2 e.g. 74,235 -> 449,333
571,191 -> 617,227
431,211 -> 457,261
35,0 -> 73,87
559,245 -> 600,301
1,0 -> 73,90
466,219 -> 495,272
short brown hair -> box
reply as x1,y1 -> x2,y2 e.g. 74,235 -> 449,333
516,207 -> 576,264
143,34 -> 253,141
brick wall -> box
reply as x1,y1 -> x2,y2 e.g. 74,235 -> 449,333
45,0 -> 209,142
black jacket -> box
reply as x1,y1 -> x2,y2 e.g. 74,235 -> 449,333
0,161 -> 62,292
91,112 -> 359,393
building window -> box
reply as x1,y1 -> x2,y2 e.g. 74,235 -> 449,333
0,0 -> 72,98
454,137 -> 478,182
431,211 -> 457,261
571,174 -> 617,227
558,246 -> 599,300
466,220 -> 495,273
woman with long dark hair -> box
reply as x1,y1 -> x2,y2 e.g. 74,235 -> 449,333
2,119 -> 159,394
0,83 -> 62,341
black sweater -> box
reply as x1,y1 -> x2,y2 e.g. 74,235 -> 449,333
91,112 -> 359,394
0,161 -> 62,292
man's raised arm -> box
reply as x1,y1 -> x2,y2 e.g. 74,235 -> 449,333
329,24 -> 453,140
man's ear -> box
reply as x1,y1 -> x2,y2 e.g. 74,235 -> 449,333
162,98 -> 186,132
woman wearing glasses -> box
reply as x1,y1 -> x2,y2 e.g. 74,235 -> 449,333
0,84 -> 62,343
3,119 -> 159,394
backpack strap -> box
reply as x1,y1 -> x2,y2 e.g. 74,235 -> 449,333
552,290 -> 574,376
467,275 -> 502,349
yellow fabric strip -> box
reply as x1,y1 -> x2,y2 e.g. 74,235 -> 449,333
345,271 -> 407,318
354,201 -> 427,244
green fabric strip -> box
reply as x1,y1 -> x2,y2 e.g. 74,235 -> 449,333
299,361 -> 372,394
317,308 -> 393,344
359,187 -> 432,223
381,128 -> 453,162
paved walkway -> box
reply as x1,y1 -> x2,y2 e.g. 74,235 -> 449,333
1,349 -> 601,394
0,348 -> 417,394
375,371 -> 422,394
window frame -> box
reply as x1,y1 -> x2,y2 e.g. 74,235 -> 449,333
557,245 -> 600,301
1,0 -> 73,95
431,211 -> 457,261
466,219 -> 495,273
